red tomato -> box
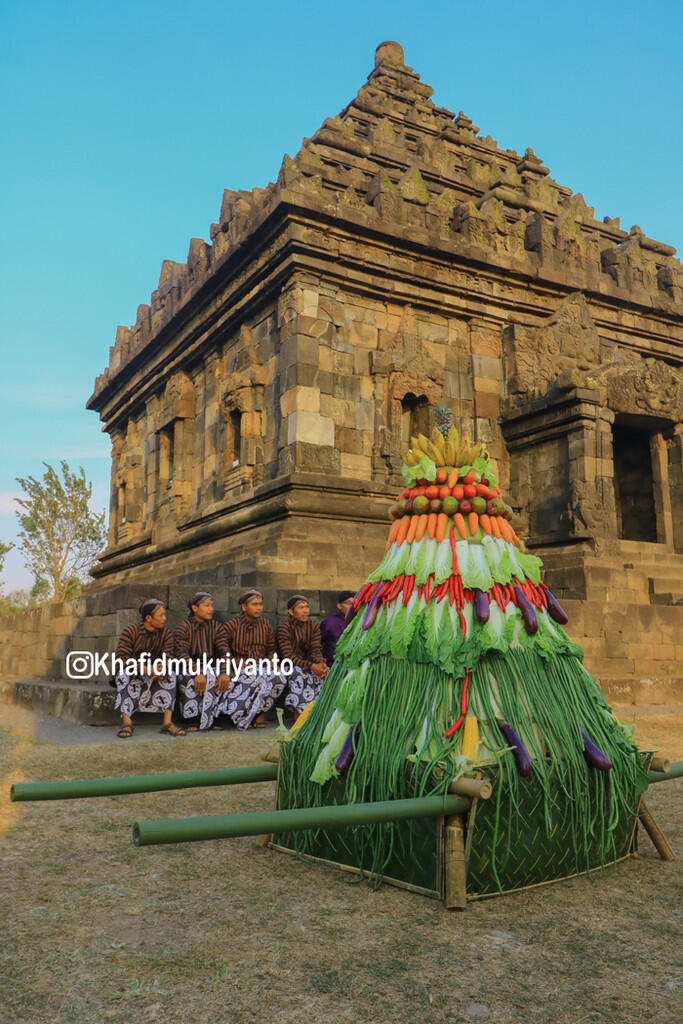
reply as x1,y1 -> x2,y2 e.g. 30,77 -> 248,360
425,485 -> 439,499
463,483 -> 476,498
413,487 -> 426,497
439,485 -> 451,500
452,484 -> 464,500
402,489 -> 411,499
435,468 -> 449,484
462,469 -> 477,485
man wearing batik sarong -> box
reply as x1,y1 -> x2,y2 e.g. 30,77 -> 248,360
173,591 -> 231,731
276,594 -> 328,719
223,590 -> 287,729
115,598 -> 185,738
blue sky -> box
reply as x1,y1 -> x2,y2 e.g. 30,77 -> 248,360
1,0 -> 681,591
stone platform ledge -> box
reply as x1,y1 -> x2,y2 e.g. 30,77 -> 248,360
0,677 -> 119,727
596,675 -> 682,707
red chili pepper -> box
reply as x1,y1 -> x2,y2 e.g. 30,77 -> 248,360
417,584 -> 424,601
402,575 -> 414,605
448,575 -> 455,605
492,583 -> 505,611
464,588 -> 473,603
445,670 -> 470,737
460,668 -> 470,714
509,583 -> 518,606
424,576 -> 431,602
457,607 -> 467,638
449,524 -> 458,575
537,585 -> 548,608
444,714 -> 464,739
436,581 -> 448,603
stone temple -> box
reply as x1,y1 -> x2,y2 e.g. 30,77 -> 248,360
1,41 -> 682,711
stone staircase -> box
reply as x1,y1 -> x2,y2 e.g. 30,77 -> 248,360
0,677 -> 118,726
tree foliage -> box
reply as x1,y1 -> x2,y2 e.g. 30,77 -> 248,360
15,461 -> 106,602
0,540 -> 12,577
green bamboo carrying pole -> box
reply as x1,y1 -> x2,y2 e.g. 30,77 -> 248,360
646,761 -> 683,784
10,764 -> 278,802
132,793 -> 472,847
10,760 -> 682,805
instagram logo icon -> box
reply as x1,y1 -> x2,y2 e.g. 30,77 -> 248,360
66,651 -> 95,680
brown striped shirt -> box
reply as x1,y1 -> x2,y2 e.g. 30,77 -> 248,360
276,618 -> 323,671
223,613 -> 276,661
172,617 -> 230,661
115,621 -> 174,670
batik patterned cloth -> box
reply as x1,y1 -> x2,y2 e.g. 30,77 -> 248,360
173,617 -> 230,729
115,671 -> 177,716
221,613 -> 287,729
282,664 -> 322,712
114,621 -> 176,716
276,618 -> 325,712
223,665 -> 288,730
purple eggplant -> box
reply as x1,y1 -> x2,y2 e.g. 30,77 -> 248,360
335,723 -> 361,774
499,720 -> 533,778
344,588 -> 364,625
474,588 -> 490,624
581,729 -> 612,771
513,585 -> 538,636
543,587 -> 569,625
362,585 -> 383,630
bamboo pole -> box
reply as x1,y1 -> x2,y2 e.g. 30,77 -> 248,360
638,799 -> 675,861
10,764 -> 278,802
448,777 -> 492,800
647,761 -> 683,784
649,755 -> 671,774
133,793 -> 472,847
444,815 -> 468,909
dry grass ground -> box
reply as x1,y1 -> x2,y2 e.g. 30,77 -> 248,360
0,710 -> 681,1024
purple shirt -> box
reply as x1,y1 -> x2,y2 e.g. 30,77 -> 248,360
320,612 -> 347,667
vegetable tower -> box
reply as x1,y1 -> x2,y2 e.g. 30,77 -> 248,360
277,412 -> 649,898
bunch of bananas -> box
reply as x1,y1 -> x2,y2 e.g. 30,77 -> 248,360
403,427 -> 488,468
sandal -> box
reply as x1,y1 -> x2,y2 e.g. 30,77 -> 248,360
117,725 -> 134,739
160,724 -> 186,737
210,722 -> 225,731
252,720 -> 267,729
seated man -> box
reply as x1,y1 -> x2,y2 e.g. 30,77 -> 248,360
222,590 -> 287,730
276,594 -> 328,719
173,591 -> 231,731
320,590 -> 355,667
115,598 -> 185,738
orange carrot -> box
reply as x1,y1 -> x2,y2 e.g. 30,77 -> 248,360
407,515 -> 420,544
435,513 -> 449,544
468,512 -> 479,537
498,518 -> 513,543
386,519 -> 400,550
509,527 -> 520,545
490,515 -> 502,539
415,514 -> 429,542
427,512 -> 438,540
479,514 -> 492,536
453,513 -> 467,540
396,515 -> 411,547
447,468 -> 459,489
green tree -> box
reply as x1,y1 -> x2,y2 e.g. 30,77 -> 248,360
0,540 -> 12,577
15,461 -> 106,602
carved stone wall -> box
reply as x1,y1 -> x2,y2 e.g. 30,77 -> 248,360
73,40 -> 683,702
